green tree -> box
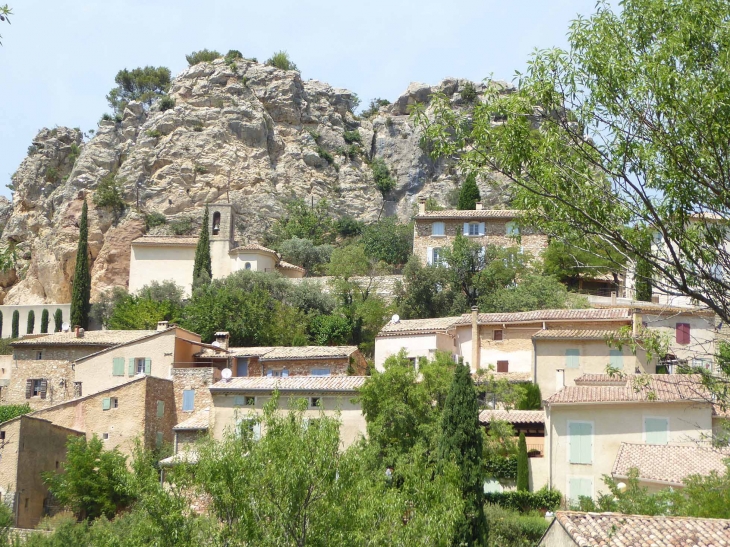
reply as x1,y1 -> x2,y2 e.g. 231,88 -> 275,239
53,308 -> 63,332
277,237 -> 333,275
186,49 -> 221,65
542,239 -> 622,288
70,200 -> 91,329
93,172 -> 125,214
267,198 -> 335,246
516,432 -> 529,491
395,255 -> 458,319
361,217 -> 413,266
108,282 -> 185,330
0,311 -> 3,339
438,362 -> 488,546
0,5 -> 11,46
370,158 -> 396,196
44,435 -> 134,521
308,314 -> 352,345
635,256 -> 653,302
193,207 -> 212,289
516,383 -> 542,411
0,403 -> 30,424
40,309 -> 49,334
457,173 -> 481,210
26,309 -> 34,334
10,310 -> 18,338
416,0 -> 730,325
265,50 -> 298,71
481,273 -> 588,313
106,66 -> 171,114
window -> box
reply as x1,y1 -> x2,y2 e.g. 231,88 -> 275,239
32,379 -> 42,397
609,349 -> 624,370
245,396 -> 255,406
0,431 -> 6,441
565,349 -> 580,369
506,222 -> 520,236
182,390 -> 195,412
311,368 -> 331,376
676,323 -> 691,345
112,357 -> 125,376
111,397 -> 119,409
102,433 -> 109,440
493,330 -> 503,341
36,351 -> 42,360
236,358 -> 249,377
245,262 -> 252,270
26,379 -> 46,399
568,422 -> 593,464
568,477 -> 593,505
267,370 -> 289,377
496,360 -> 509,373
157,400 -> 165,418
468,222 -> 480,236
136,358 -> 146,374
102,397 -> 118,410
431,222 -> 445,236
310,397 -> 322,408
234,395 -> 245,406
73,382 -> 82,398
427,247 -> 443,266
644,417 -> 669,445
212,211 -> 221,235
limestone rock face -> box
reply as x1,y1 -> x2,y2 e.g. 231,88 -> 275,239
4,59 -> 514,303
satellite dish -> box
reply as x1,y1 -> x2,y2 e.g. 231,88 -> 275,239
391,314 -> 400,324
221,368 -> 232,380
61,322 -> 70,332
211,341 -> 221,348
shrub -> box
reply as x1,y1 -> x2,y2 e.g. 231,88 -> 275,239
145,129 -> 162,139
335,216 -> 364,238
40,309 -> 49,334
361,98 -> 391,118
484,456 -> 518,480
159,95 -> 175,111
343,130 -> 362,145
316,146 -> 334,165
484,488 -> 561,513
54,308 -> 63,332
461,81 -> 478,103
100,113 -> 113,123
0,404 -> 31,424
225,49 -> 243,64
27,144 -> 38,156
266,50 -> 298,71
145,212 -> 167,230
517,432 -> 529,491
371,157 -> 396,195
106,66 -> 171,114
361,217 -> 413,266
484,504 -> 550,547
345,144 -> 360,160
193,123 -> 204,132
170,216 -> 194,235
45,167 -> 59,183
93,172 -> 126,213
186,49 -> 221,66
68,143 -> 81,166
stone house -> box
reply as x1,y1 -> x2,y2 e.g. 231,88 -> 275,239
0,415 -> 83,529
539,511 -> 730,546
412,198 -> 548,266
541,374 -> 714,503
128,203 -> 304,297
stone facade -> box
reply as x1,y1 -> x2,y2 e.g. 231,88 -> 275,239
5,360 -> 75,410
260,356 -> 367,377
171,367 -> 219,419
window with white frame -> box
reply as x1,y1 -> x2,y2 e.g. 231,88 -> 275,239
182,389 -> 195,412
136,358 -> 146,374
267,369 -> 289,377
644,417 -> 669,445
568,421 -> 593,464
431,222 -> 445,236
468,222 -> 480,236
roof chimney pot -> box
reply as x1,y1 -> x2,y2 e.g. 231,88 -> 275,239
475,202 -> 484,210
418,197 -> 427,216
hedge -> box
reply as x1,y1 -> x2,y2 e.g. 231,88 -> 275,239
484,487 -> 561,513
485,456 -> 518,479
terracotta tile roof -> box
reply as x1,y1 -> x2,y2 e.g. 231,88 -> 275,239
479,409 -> 545,424
260,346 -> 358,360
532,329 -> 620,340
454,308 -> 632,325
131,236 -> 198,246
415,209 -> 520,220
229,243 -> 278,255
12,329 -> 158,347
174,408 -> 210,431
546,374 -> 711,405
377,316 -> 460,336
159,450 -> 199,467
592,301 -> 716,316
210,376 -> 368,392
278,260 -> 305,272
553,511 -> 730,547
573,374 -> 631,386
483,371 -> 533,383
612,442 -> 728,485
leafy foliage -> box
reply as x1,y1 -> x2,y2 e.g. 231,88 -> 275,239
395,255 -> 461,319
40,309 -> 49,333
93,172 -> 125,214
185,49 -> 221,66
277,237 -> 333,275
343,130 -> 362,144
0,403 -> 30,424
144,212 -> 166,230
169,216 -> 194,235
516,432 -> 529,491
106,282 -> 185,330
106,66 -> 171,114
485,504 -> 550,547
370,157 -> 396,195
484,487 -> 561,513
461,81 -> 478,103
267,198 -> 335,246
361,98 -> 391,118
361,217 -> 413,266
481,273 -> 588,313
158,95 -> 175,111
53,308 -> 63,332
26,309 -> 34,334
265,50 -> 298,71
192,207 -> 212,289
457,172 -> 481,210
70,201 -> 91,329
516,382 -> 542,410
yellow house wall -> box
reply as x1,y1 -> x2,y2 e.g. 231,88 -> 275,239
212,392 -> 366,448
546,402 -> 712,502
129,245 -> 195,297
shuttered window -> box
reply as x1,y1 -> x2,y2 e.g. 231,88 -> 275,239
102,397 -> 111,411
39,379 -> 47,399
565,349 -> 580,369
568,422 -> 593,464
676,323 -> 691,345
568,477 -> 593,505
144,358 -> 151,374
112,358 -> 125,377
128,358 -> 135,376
496,360 -> 509,373
431,222 -> 445,236
311,369 -> 331,376
464,222 -> 485,236
234,395 -> 245,407
493,330 -> 503,341
157,401 -> 165,417
645,417 -> 669,445
182,390 -> 195,412
609,350 -> 624,370
236,358 -> 248,377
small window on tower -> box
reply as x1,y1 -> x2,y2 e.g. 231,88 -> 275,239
212,212 -> 221,235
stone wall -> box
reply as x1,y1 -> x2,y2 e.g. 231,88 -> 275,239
261,357 -> 362,377
4,360 -> 75,409
171,367 -> 219,422
143,376 -> 178,450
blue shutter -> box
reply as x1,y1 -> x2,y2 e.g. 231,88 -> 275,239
112,357 -> 124,376
311,369 -> 331,376
645,418 -> 669,445
463,223 -> 470,235
478,222 -> 485,236
609,350 -> 623,370
157,400 -> 165,417
182,390 -> 195,411
569,478 -> 593,505
565,349 -> 580,369
569,422 -> 592,464
252,422 -> 261,441
102,397 -> 111,411
144,358 -> 152,375
234,395 -> 245,406
128,358 -> 135,376
282,369 -> 289,377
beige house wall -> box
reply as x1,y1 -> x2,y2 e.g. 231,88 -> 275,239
0,305 -> 70,340
546,402 -> 712,502
374,333 -> 456,371
0,419 -> 21,504
261,356 -> 365,377
231,252 -> 276,274
643,313 -> 716,365
212,392 -> 366,448
539,522 -> 574,547
529,456 -> 550,491
129,245 -> 195,297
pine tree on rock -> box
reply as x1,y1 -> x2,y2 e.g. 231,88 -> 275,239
438,362 -> 488,545
54,309 -> 63,332
457,173 -> 481,210
40,309 -> 49,334
11,310 -> 19,339
70,200 -> 91,329
517,431 -> 529,491
193,206 -> 212,290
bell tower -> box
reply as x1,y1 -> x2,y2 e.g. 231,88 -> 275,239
208,202 -> 236,279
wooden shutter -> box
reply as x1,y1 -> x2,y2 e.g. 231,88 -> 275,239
493,330 -> 503,341
39,379 -> 47,399
565,349 -> 580,369
144,358 -> 151,375
25,380 -> 32,399
676,323 -> 691,345
478,222 -> 485,236
112,357 -> 124,376
102,397 -> 111,410
496,360 -> 509,372
128,358 -> 135,376
609,350 -> 624,370
645,418 -> 669,445
157,401 -> 165,418
463,223 -> 470,235
426,247 -> 433,265
569,422 -> 592,464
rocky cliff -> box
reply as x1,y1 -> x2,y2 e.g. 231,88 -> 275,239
3,58 -> 513,304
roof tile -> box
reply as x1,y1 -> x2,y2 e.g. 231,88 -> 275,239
12,330 -> 158,347
454,308 -> 633,325
377,317 -> 461,336
479,409 -> 545,424
131,236 -> 198,246
174,408 -> 211,431
210,376 -> 367,392
532,329 -> 621,340
415,209 -> 520,220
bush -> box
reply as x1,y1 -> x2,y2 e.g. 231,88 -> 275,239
335,216 -> 364,238
26,310 -> 35,334
0,403 -> 31,424
41,309 -> 49,334
308,314 -> 353,345
343,130 -> 362,145
484,488 -> 561,513
169,216 -> 194,235
54,308 -> 63,332
145,212 -> 167,230
461,81 -> 478,103
266,50 -> 298,71
68,143 -> 81,166
485,456 -> 518,479
225,49 -> 243,64
186,49 -> 221,66
371,157 -> 396,195
361,217 -> 413,266
361,98 -> 391,118
93,172 -> 126,213
278,237 -> 333,275
159,95 -> 175,111
316,146 -> 334,165
193,122 -> 204,132
45,167 -> 59,183
100,113 -> 113,123
484,504 -> 550,547
145,129 -> 162,139
106,66 -> 172,114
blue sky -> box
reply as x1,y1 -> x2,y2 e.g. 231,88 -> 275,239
0,0 -> 601,199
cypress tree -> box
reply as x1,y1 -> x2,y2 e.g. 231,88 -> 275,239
54,309 -> 63,332
517,431 -> 529,491
635,257 -> 653,302
40,309 -> 49,334
11,310 -> 19,338
192,206 -> 212,289
26,310 -> 35,334
457,173 -> 481,210
0,311 -> 3,338
70,200 -> 91,329
438,363 -> 488,545
517,383 -> 542,410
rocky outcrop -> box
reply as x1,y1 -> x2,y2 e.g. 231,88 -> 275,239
3,59 -> 514,304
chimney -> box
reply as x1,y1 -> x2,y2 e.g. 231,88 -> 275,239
556,369 -> 565,390
418,197 -> 427,215
471,306 -> 480,371
75,327 -> 84,339
214,331 -> 230,350
475,202 -> 484,210
632,311 -> 642,337
157,320 -> 169,332
611,291 -> 617,305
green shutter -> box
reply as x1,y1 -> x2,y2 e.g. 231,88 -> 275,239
102,397 -> 111,410
128,358 -> 135,376
609,349 -> 624,370
144,358 -> 151,374
157,400 -> 165,417
156,432 -> 163,447
645,418 -> 668,445
569,422 -> 592,464
112,357 -> 124,376
565,349 -> 580,369
569,477 -> 593,505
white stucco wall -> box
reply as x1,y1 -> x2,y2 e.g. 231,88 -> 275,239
0,304 -> 71,339
129,245 -> 195,297
374,333 -> 456,371
231,252 -> 277,274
